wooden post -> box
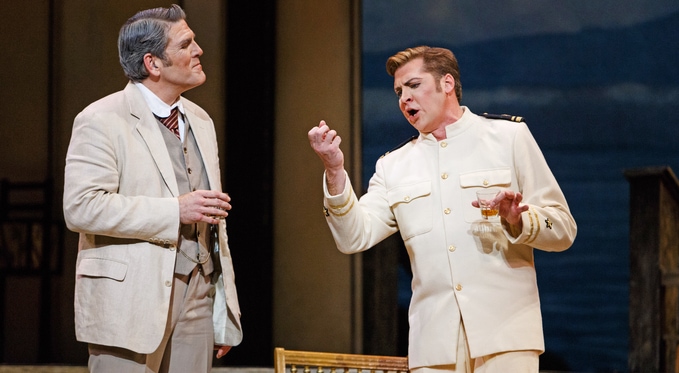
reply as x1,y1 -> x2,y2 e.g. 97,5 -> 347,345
625,166 -> 679,372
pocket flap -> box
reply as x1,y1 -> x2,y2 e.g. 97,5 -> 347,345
459,168 -> 511,188
77,257 -> 128,281
387,181 -> 431,206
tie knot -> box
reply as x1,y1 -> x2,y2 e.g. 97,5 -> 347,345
158,107 -> 180,139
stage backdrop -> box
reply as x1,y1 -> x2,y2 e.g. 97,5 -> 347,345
360,1 -> 679,372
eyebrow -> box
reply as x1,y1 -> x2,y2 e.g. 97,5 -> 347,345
171,29 -> 196,48
179,34 -> 194,46
394,77 -> 422,92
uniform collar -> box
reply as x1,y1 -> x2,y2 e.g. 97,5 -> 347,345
420,106 -> 475,143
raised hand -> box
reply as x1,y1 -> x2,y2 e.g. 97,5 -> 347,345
308,120 -> 347,195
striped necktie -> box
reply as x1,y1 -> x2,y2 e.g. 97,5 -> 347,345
158,107 -> 180,139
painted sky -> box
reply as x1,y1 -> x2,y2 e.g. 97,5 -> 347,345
363,0 -> 679,52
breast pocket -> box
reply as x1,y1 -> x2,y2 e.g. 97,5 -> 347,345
387,181 -> 433,240
459,168 -> 512,223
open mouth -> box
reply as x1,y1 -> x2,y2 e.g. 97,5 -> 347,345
407,109 -> 419,117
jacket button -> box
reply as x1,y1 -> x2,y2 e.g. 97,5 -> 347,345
483,179 -> 489,186
165,280 -> 172,287
444,208 -> 451,214
404,196 -> 411,202
441,173 -> 448,180
440,142 -> 448,148
448,245 -> 456,252
455,284 -> 462,291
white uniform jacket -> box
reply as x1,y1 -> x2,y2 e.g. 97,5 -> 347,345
323,107 -> 576,369
63,82 -> 243,354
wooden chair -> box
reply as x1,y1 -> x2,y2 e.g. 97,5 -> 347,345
274,347 -> 409,373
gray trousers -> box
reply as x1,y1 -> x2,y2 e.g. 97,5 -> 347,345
88,266 -> 215,373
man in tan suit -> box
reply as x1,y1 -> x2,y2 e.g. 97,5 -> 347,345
63,5 -> 242,372
308,46 -> 576,372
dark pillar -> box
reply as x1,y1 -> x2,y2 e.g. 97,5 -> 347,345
219,0 -> 276,367
625,166 -> 679,372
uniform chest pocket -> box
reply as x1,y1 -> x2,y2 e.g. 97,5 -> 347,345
460,168 -> 512,223
386,181 -> 433,240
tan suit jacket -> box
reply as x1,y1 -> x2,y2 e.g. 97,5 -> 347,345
323,107 -> 576,368
63,82 -> 242,354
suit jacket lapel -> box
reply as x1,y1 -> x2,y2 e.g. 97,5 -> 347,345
124,82 -> 180,197
183,101 -> 221,191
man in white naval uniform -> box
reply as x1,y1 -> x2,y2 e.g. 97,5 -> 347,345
308,46 -> 576,373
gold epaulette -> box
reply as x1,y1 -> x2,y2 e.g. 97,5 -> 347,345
481,113 -> 525,123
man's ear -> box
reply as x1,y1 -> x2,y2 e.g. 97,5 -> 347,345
143,53 -> 161,76
443,74 -> 455,95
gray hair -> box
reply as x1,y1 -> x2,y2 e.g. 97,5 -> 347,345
118,4 -> 186,82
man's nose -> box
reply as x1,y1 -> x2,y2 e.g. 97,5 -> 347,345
193,42 -> 204,56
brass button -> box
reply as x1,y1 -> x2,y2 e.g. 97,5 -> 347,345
455,284 -> 462,291
441,173 -> 448,180
444,208 -> 451,214
404,196 -> 411,202
483,179 -> 489,186
448,245 -> 456,252
440,142 -> 448,148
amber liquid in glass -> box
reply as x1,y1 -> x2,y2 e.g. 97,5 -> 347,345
481,208 -> 499,219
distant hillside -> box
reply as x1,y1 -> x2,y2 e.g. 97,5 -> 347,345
362,10 -> 679,89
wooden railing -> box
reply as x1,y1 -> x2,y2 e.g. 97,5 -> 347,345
625,166 -> 679,372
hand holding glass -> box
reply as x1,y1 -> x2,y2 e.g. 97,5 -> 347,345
476,189 -> 500,219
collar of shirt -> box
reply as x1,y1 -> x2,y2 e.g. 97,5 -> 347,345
134,82 -> 186,141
